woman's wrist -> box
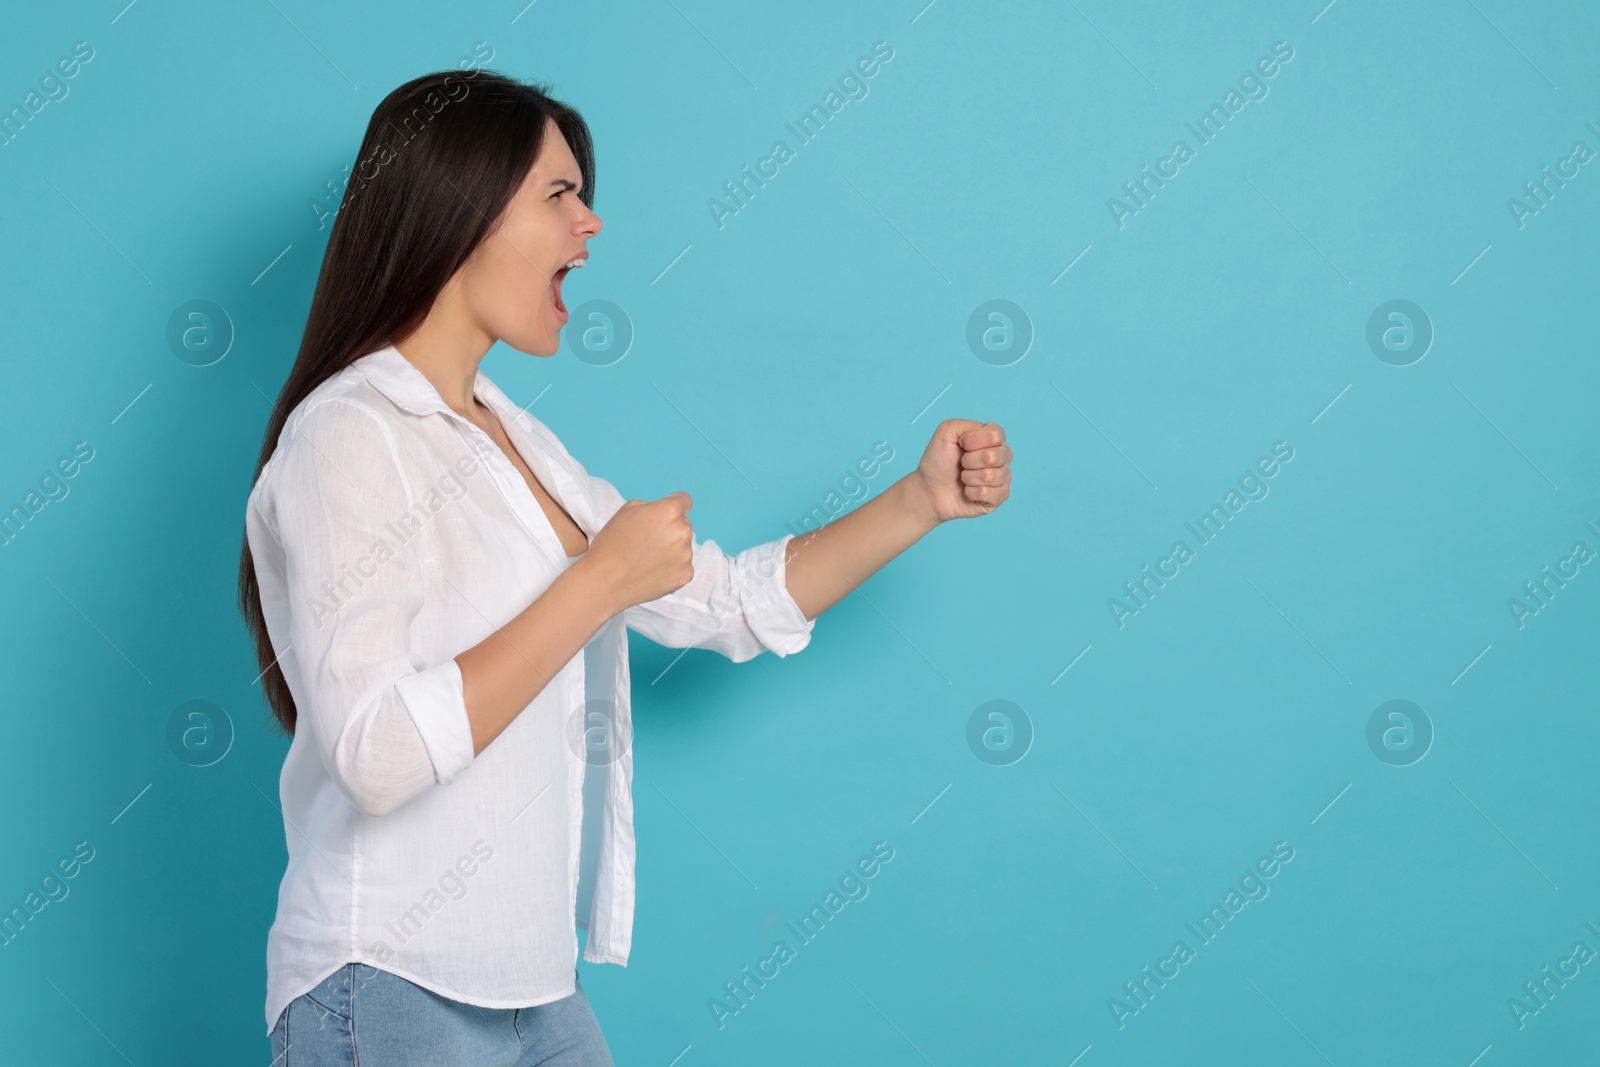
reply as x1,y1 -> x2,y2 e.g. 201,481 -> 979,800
892,472 -> 944,536
563,550 -> 628,619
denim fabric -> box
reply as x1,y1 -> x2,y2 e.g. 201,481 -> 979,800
269,964 -> 615,1066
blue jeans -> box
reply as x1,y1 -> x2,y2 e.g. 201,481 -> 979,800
269,964 -> 616,1066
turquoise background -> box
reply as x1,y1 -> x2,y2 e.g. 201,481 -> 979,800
2,0 -> 1598,1062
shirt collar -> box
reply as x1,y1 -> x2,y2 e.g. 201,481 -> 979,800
354,342 -> 603,543
354,342 -> 493,419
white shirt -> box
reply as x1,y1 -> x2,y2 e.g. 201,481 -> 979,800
247,343 -> 815,1035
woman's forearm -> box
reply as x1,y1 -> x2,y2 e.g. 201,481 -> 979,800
784,473 -> 941,621
455,557 -> 621,756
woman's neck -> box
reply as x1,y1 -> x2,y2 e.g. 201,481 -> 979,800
392,308 -> 493,418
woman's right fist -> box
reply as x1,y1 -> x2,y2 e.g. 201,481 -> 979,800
582,491 -> 696,612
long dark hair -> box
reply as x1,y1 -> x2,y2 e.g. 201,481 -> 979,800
238,68 -> 597,736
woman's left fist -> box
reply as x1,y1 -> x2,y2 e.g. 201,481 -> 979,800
908,419 -> 1013,524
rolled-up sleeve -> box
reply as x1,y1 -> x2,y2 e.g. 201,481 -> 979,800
584,473 -> 816,663
266,398 -> 476,816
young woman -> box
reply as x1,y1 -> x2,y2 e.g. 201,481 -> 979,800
239,68 -> 1011,1066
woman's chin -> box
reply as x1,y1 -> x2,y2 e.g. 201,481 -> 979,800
509,326 -> 562,358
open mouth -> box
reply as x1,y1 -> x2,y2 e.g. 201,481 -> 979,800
550,267 -> 571,320
549,255 -> 587,323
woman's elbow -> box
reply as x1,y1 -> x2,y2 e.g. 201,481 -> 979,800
328,729 -> 433,817
321,693 -> 446,817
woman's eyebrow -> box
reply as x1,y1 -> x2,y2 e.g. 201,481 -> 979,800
548,178 -> 579,193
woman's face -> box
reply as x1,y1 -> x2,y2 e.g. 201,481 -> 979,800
461,117 -> 603,357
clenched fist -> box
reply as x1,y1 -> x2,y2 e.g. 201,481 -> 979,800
583,491 -> 696,613
909,419 -> 1013,523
